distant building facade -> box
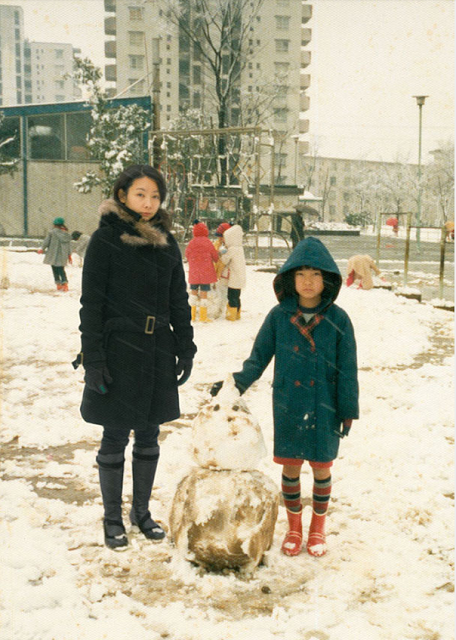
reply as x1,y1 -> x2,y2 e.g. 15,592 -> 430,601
0,5 -> 25,106
0,5 -> 81,107
104,0 -> 312,186
304,156 -> 418,223
24,42 -> 82,105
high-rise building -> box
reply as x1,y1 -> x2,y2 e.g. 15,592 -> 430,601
104,0 -> 312,185
0,5 -> 25,106
24,42 -> 82,104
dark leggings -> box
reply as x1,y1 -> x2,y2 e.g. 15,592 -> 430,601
99,424 -> 160,455
51,265 -> 67,284
228,287 -> 241,309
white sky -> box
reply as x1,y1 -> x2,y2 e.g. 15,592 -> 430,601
2,0 -> 454,162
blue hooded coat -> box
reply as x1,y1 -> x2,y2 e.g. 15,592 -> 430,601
233,237 -> 359,462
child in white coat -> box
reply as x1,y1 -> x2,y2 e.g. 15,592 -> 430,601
219,224 -> 246,321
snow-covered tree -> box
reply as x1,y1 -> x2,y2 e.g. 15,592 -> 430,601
72,57 -> 151,197
423,140 -> 454,225
0,112 -> 20,177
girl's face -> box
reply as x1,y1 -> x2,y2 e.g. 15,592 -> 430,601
294,267 -> 324,308
119,176 -> 161,221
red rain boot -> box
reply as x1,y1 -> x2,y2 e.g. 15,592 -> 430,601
281,509 -> 303,556
307,511 -> 327,557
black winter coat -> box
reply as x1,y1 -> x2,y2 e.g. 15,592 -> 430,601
78,199 -> 196,429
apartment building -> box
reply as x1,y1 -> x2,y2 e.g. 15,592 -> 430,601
104,0 -> 312,186
0,4 -> 25,106
305,156 -> 418,223
23,42 -> 82,105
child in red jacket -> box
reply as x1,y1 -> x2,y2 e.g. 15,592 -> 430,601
185,221 -> 219,322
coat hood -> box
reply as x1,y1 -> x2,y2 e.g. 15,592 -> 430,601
223,224 -> 243,248
273,236 -> 342,307
192,221 -> 209,237
98,199 -> 169,247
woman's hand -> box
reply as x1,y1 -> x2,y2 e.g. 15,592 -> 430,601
176,358 -> 193,386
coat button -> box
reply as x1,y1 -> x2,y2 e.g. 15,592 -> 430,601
310,379 -> 315,387
293,345 -> 299,352
294,380 -> 301,387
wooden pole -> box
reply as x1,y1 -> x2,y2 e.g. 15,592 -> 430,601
439,224 -> 446,299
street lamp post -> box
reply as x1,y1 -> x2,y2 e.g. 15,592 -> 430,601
413,95 -> 428,252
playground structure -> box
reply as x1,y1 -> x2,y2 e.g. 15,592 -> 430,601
376,212 -> 450,298
148,126 -> 311,258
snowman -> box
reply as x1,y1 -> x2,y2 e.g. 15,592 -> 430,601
169,375 -> 279,573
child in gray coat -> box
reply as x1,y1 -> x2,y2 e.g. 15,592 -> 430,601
39,217 -> 72,291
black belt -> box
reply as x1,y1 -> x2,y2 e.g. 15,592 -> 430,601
104,315 -> 170,335
72,315 -> 170,369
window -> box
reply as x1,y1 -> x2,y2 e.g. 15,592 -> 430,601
66,112 -> 92,160
274,62 -> 289,78
129,31 -> 144,46
275,40 -> 289,53
0,116 -> 21,159
55,80 -> 65,90
129,55 -> 144,70
129,7 -> 144,21
28,114 -> 64,160
55,65 -> 65,76
55,95 -> 65,102
275,16 -> 290,30
343,192 -> 351,201
277,0 -> 290,6
55,49 -> 64,59
193,65 -> 201,84
344,177 -> 350,186
329,205 -> 336,217
273,108 -> 288,124
330,176 -> 337,186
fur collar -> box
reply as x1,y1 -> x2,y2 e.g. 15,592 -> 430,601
98,199 -> 169,247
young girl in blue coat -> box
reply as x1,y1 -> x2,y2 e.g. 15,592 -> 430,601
212,237 -> 359,557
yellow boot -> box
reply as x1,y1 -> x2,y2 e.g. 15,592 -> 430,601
199,305 -> 211,322
191,306 -> 197,322
226,305 -> 237,321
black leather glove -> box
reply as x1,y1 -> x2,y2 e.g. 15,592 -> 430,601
176,358 -> 193,386
210,381 -> 223,396
210,379 -> 246,396
84,363 -> 113,395
334,419 -> 352,438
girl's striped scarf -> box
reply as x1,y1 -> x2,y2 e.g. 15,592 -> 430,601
290,310 -> 324,352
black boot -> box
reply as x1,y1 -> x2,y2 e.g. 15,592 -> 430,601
97,452 -> 128,550
130,445 -> 165,541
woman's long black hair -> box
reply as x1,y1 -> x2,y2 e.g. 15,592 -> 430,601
112,164 -> 171,230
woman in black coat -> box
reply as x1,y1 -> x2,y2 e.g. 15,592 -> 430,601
75,165 -> 196,549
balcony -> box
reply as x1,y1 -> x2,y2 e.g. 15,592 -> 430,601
301,4 -> 313,24
105,16 -> 116,36
105,40 -> 116,58
301,50 -> 311,68
301,28 -> 312,46
299,119 -> 310,134
104,0 -> 116,12
300,73 -> 311,90
300,94 -> 310,111
105,64 -> 117,82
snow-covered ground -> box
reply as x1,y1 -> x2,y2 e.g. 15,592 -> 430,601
0,249 -> 454,640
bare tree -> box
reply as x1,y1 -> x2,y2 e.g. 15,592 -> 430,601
163,0 -> 267,183
423,140 -> 454,225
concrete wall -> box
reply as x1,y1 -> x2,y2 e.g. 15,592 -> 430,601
0,162 -> 103,237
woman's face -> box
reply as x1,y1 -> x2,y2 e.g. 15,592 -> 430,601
119,176 -> 161,221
